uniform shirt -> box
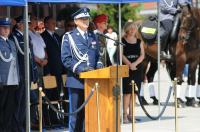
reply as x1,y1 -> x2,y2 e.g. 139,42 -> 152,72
0,36 -> 8,41
159,0 -> 179,21
29,30 -> 46,59
77,27 -> 87,40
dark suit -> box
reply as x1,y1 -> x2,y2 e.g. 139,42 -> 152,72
41,30 -> 64,76
41,30 -> 64,98
61,28 -> 102,132
41,30 -> 65,125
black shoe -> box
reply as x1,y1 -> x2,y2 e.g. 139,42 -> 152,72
160,51 -> 172,60
177,98 -> 185,108
140,96 -> 149,105
31,123 -> 39,130
186,97 -> 198,107
151,96 -> 158,105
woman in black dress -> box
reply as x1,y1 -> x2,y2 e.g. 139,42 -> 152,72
122,22 -> 145,123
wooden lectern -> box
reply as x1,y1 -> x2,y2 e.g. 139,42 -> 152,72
80,65 -> 129,132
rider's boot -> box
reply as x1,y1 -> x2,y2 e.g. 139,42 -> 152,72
186,97 -> 198,107
198,97 -> 200,106
160,36 -> 172,60
177,98 -> 185,108
140,96 -> 149,105
150,96 -> 159,105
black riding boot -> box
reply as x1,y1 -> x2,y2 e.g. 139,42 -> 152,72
150,96 -> 158,105
177,98 -> 185,108
160,20 -> 173,60
140,96 -> 149,105
197,97 -> 200,106
160,38 -> 171,60
186,97 -> 198,107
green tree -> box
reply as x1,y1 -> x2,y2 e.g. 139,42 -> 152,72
90,3 -> 143,32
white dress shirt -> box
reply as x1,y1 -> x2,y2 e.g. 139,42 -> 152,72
29,30 -> 46,59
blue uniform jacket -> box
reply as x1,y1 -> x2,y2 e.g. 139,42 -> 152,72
61,28 -> 102,89
10,29 -> 38,83
0,37 -> 19,85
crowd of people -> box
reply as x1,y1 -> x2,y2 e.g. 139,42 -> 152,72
0,0 -> 200,131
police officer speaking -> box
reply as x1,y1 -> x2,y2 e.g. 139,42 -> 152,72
61,7 -> 103,132
0,18 -> 19,131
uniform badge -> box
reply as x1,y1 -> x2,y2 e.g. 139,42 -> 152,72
91,41 -> 97,49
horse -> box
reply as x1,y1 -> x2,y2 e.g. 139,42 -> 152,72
140,5 -> 200,107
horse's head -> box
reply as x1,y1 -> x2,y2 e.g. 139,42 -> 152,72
178,5 -> 196,45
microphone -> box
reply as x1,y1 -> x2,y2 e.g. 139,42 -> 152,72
96,32 -> 110,39
94,30 -> 125,46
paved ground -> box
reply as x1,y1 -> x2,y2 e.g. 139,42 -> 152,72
121,65 -> 200,132
34,65 -> 200,132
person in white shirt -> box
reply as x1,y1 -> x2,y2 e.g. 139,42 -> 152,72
28,14 -> 48,77
28,14 -> 48,128
105,26 -> 117,65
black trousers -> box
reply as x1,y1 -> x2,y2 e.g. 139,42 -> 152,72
160,19 -> 173,51
0,85 -> 18,132
13,81 -> 26,132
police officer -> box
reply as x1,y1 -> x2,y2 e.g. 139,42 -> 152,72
160,0 -> 191,59
9,16 -> 38,131
61,7 -> 103,132
0,18 -> 19,132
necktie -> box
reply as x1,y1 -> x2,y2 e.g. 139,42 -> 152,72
6,39 -> 12,51
84,32 -> 88,43
52,33 -> 59,46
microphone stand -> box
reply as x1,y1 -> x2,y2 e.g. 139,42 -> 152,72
99,33 -> 125,132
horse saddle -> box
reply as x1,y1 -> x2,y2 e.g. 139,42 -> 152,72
140,15 -> 157,45
140,14 -> 180,45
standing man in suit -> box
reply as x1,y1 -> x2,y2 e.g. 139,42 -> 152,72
61,7 -> 103,132
41,16 -> 65,125
0,18 -> 19,132
41,16 -> 64,97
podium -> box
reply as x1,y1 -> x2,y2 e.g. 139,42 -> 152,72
80,65 -> 129,132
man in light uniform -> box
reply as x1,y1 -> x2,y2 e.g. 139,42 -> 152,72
0,17 -> 19,132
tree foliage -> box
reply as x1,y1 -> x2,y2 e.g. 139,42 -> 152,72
90,4 -> 143,32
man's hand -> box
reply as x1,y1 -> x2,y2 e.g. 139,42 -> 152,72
41,59 -> 48,67
96,63 -> 104,69
82,66 -> 94,72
